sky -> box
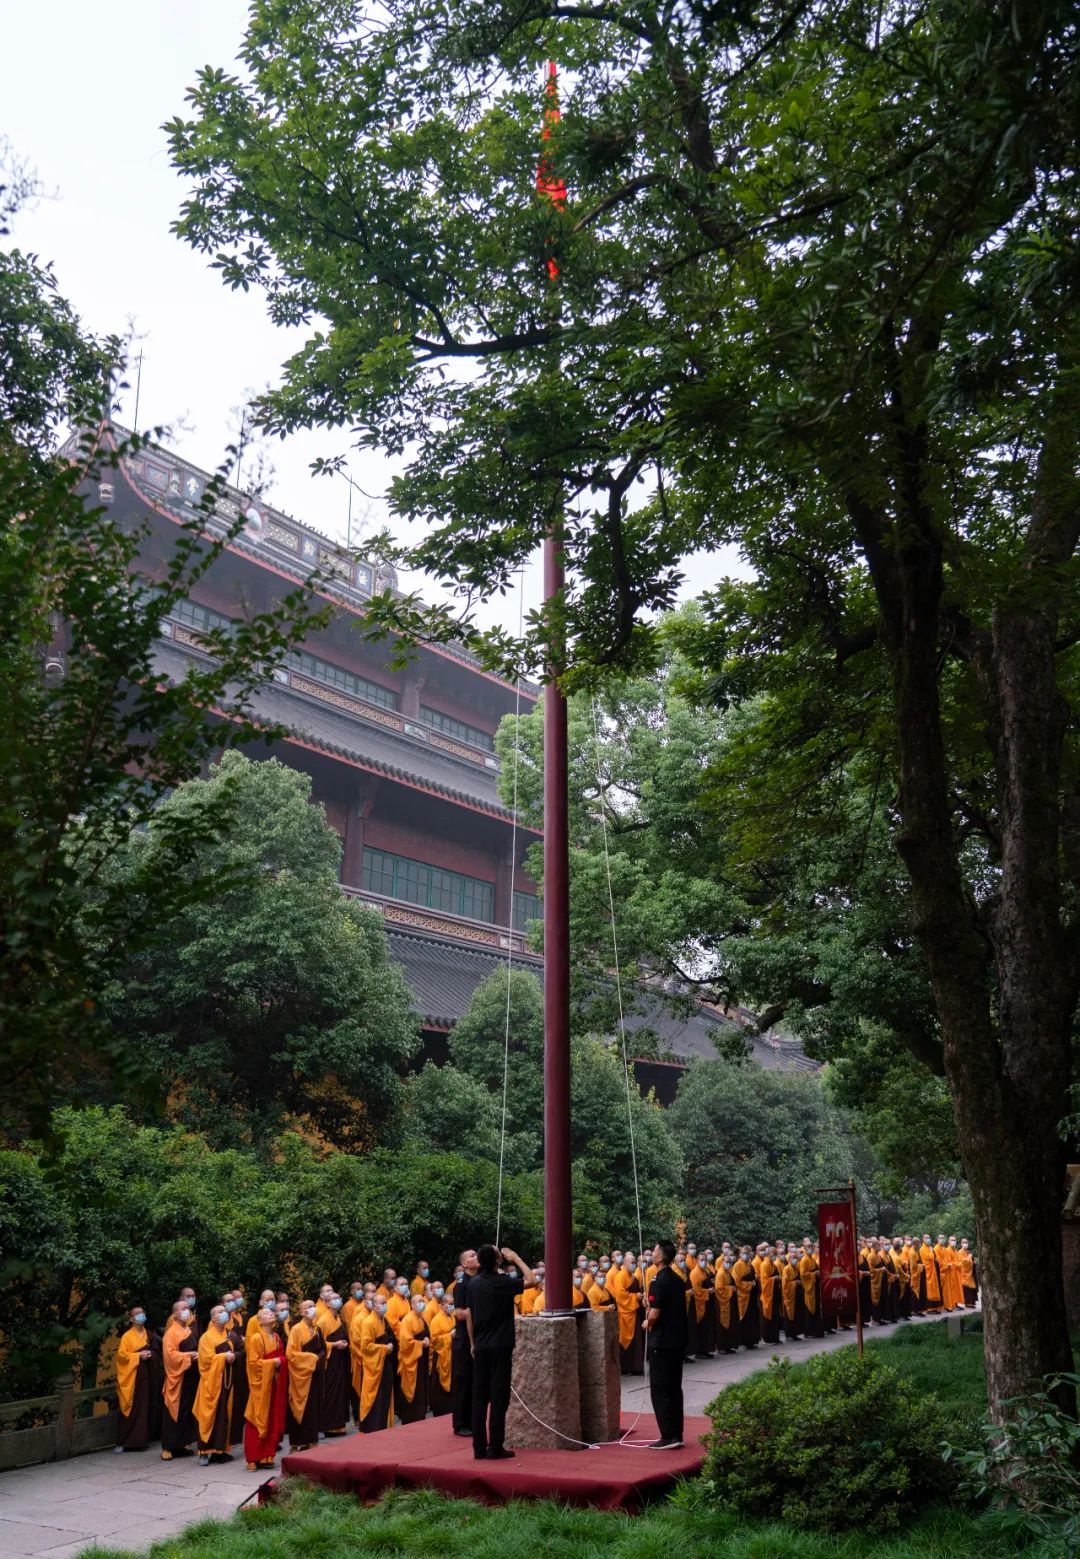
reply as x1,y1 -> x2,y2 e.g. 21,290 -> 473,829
3,0 -> 745,631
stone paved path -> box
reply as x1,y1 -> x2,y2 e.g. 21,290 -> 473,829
0,1310 -> 965,1557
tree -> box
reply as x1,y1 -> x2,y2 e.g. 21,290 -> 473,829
668,1059 -> 857,1243
169,0 -> 1080,1407
413,967 -> 684,1241
0,169 -> 329,1131
102,754 -> 420,1150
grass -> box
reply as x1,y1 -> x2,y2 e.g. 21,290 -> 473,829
81,1477 -> 1032,1559
81,1321 -> 1066,1559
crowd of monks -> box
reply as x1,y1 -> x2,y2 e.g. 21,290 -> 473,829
111,1233 -> 977,1469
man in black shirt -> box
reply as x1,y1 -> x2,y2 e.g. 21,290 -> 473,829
466,1243 -> 536,1460
451,1248 -> 479,1437
645,1239 -> 688,1449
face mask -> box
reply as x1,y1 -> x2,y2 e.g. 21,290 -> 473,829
613,1256 -> 623,1266
676,1259 -> 686,1269
179,1309 -> 191,1323
577,1260 -> 588,1270
413,1300 -> 425,1313
589,1265 -> 598,1274
375,1301 -> 388,1315
723,1260 -> 733,1269
397,1285 -> 409,1297
433,1285 -> 444,1298
687,1247 -> 697,1256
330,1296 -> 343,1310
596,1275 -> 606,1288
276,1309 -> 289,1320
364,1297 -> 374,1310
626,1261 -> 636,1272
352,1288 -> 363,1299
455,1270 -> 464,1282
574,1275 -> 583,1287
212,1313 -> 227,1328
133,1313 -> 146,1326
444,1303 -> 455,1316
420,1266 -> 430,1278
704,1254 -> 714,1264
303,1309 -> 316,1323
949,1240 -> 956,1248
600,1261 -> 610,1271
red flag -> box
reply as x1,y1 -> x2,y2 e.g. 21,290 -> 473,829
818,1200 -> 858,1320
536,60 -> 567,278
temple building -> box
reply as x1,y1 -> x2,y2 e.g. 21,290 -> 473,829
68,422 -> 816,1097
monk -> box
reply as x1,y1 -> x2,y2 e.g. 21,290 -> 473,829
377,1268 -> 397,1301
957,1238 -> 979,1307
864,1238 -> 889,1324
428,1293 -> 455,1417
285,1300 -> 325,1451
757,1245 -> 780,1344
779,1249 -> 802,1340
732,1248 -> 761,1348
920,1235 -> 942,1312
411,1260 -> 432,1296
396,1294 -> 431,1423
714,1255 -> 739,1352
587,1269 -> 617,1313
194,1304 -> 236,1466
274,1297 -> 292,1338
386,1277 -> 412,1338
577,1255 -> 593,1294
612,1253 -> 646,1374
944,1236 -> 966,1309
247,1290 -> 277,1348
359,1295 -> 396,1432
889,1241 -> 911,1320
115,1306 -> 153,1452
689,1253 -> 716,1358
318,1292 -> 351,1436
342,1280 -> 365,1334
672,1250 -> 697,1359
178,1287 -> 200,1337
934,1235 -> 959,1311
798,1240 -> 823,1339
160,1300 -> 198,1460
904,1239 -> 924,1314
223,1293 -> 249,1447
244,1303 -> 287,1471
315,1283 -> 335,1323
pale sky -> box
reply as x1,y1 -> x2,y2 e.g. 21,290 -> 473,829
3,0 -> 744,632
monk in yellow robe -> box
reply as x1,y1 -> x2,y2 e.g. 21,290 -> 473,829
940,1236 -> 964,1310
587,1270 -> 617,1312
359,1296 -> 396,1432
341,1281 -> 365,1334
377,1268 -> 397,1301
576,1255 -> 593,1294
386,1278 -> 412,1338
957,1238 -> 978,1307
779,1250 -> 802,1338
194,1305 -> 236,1465
115,1305 -> 153,1452
243,1303 -> 286,1470
410,1260 -> 432,1296
757,1245 -> 780,1344
689,1255 -> 716,1357
714,1258 -> 739,1352
920,1236 -> 941,1311
732,1248 -> 761,1348
160,1300 -> 198,1460
798,1241 -> 823,1338
395,1295 -> 431,1423
864,1238 -> 889,1323
428,1295 -> 454,1417
285,1301 -> 325,1451
933,1236 -> 957,1311
904,1239 -> 924,1313
612,1254 -> 646,1373
246,1290 -> 277,1348
317,1293 -> 350,1436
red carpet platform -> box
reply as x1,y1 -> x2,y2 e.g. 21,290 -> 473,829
281,1412 -> 708,1512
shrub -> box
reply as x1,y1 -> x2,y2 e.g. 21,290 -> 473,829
945,1371 -> 1080,1558
700,1348 -> 956,1531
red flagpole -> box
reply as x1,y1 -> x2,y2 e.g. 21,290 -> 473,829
539,59 -> 573,1314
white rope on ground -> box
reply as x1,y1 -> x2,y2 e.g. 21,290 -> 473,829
494,567 -> 526,1251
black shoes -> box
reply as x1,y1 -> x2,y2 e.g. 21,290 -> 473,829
487,1448 -> 515,1460
453,1429 -> 473,1438
647,1438 -> 684,1450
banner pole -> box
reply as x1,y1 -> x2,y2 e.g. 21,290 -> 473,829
849,1178 -> 864,1358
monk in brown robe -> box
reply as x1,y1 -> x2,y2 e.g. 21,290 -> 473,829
223,1293 -> 249,1446
613,1253 -> 646,1373
244,1303 -> 287,1470
160,1300 -> 198,1460
714,1257 -> 739,1352
920,1236 -> 942,1312
318,1293 -> 351,1436
359,1295 -> 396,1432
194,1304 -> 236,1465
396,1295 -> 431,1423
285,1301 -> 325,1450
957,1238 -> 979,1307
115,1306 -> 153,1452
732,1248 -> 761,1348
428,1295 -> 455,1417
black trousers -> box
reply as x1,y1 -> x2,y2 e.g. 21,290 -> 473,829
451,1340 -> 473,1432
471,1347 -> 512,1456
648,1347 -> 684,1443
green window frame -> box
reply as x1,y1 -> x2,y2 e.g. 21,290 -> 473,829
419,705 -> 495,752
362,847 -> 494,923
288,650 -> 398,711
512,890 -> 540,933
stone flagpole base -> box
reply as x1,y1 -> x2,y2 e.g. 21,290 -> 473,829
505,1306 -> 621,1450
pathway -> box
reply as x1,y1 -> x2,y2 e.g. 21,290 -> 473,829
0,1310 -> 965,1558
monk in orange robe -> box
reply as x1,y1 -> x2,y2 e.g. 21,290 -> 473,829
689,1256 -> 716,1358
714,1257 -> 739,1352
920,1236 -> 941,1312
395,1295 -> 431,1423
194,1304 -> 236,1465
285,1301 -> 325,1450
757,1245 -> 780,1344
939,1236 -> 964,1310
612,1253 -> 646,1373
115,1306 -> 153,1452
359,1296 -> 396,1432
376,1268 -> 397,1301
798,1240 -> 823,1338
410,1260 -> 432,1296
244,1303 -> 287,1470
957,1238 -> 979,1307
903,1239 -> 924,1313
934,1236 -> 957,1311
160,1300 -> 198,1460
427,1294 -> 455,1417
587,1270 -> 617,1312
341,1281 -> 365,1335
386,1278 -> 412,1338
732,1248 -> 761,1348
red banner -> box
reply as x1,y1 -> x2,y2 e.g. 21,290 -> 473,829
818,1199 -> 858,1319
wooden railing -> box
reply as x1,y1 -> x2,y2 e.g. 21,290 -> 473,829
0,1376 -> 118,1471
